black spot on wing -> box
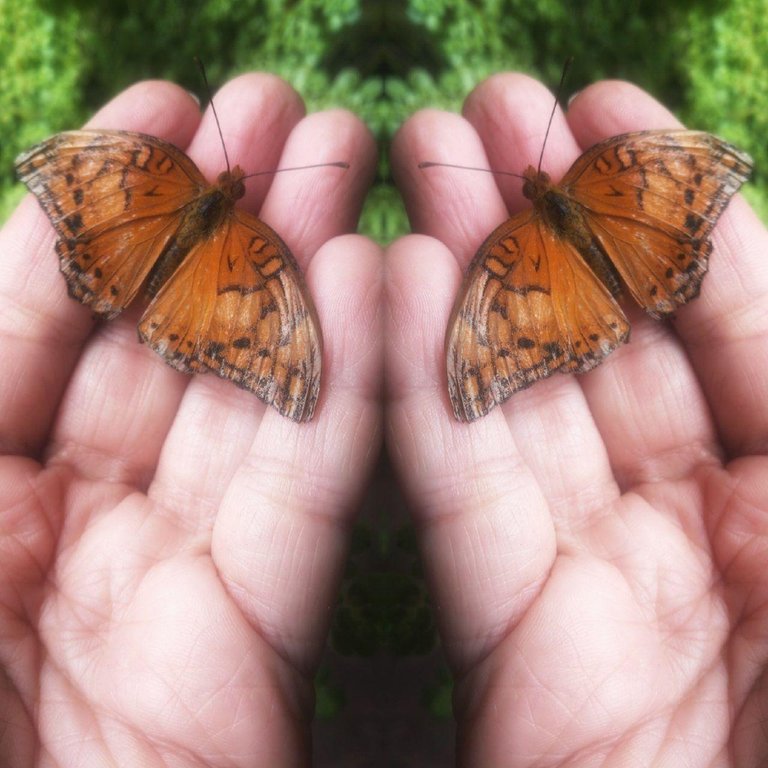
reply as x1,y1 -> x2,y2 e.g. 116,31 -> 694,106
542,340 -> 563,359
64,212 -> 84,234
684,212 -> 704,234
205,341 -> 226,359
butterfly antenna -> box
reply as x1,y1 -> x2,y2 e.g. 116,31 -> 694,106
241,161 -> 349,181
419,60 -> 574,181
195,57 -> 231,173
417,161 -> 524,180
537,57 -> 573,173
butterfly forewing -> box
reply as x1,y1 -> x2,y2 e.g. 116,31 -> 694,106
447,212 -> 630,421
562,130 -> 753,317
15,130 -> 206,318
138,211 -> 322,422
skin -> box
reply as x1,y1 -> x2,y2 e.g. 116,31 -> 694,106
4,69 -> 768,768
387,74 -> 768,766
0,75 -> 381,766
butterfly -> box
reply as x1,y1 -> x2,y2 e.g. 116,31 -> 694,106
439,129 -> 753,421
15,129 -> 331,422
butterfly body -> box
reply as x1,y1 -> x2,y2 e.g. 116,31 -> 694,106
174,169 -> 244,245
144,166 -> 246,298
16,130 -> 322,421
447,129 -> 753,422
523,166 -> 625,297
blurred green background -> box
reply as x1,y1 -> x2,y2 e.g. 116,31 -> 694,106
2,1 -> 765,763
2,0 -> 766,241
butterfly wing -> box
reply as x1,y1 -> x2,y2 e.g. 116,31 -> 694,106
562,130 -> 753,318
15,129 -> 205,318
447,211 -> 630,421
138,210 -> 322,421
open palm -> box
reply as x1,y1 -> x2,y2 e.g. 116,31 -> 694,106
0,75 -> 381,765
387,74 -> 768,765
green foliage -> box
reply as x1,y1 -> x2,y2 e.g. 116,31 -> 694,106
681,2 -> 768,219
314,665 -> 346,719
0,0 -> 88,219
2,0 -> 764,231
330,522 -> 436,656
424,665 -> 453,719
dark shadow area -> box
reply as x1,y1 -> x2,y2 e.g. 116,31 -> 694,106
313,452 -> 455,767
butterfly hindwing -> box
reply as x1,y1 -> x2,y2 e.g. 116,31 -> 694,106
447,212 -> 630,421
563,130 -> 753,318
15,130 -> 205,319
138,210 -> 322,422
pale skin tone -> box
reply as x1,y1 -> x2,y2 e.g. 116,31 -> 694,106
387,74 -> 768,766
0,75 -> 381,766
3,71 -> 768,768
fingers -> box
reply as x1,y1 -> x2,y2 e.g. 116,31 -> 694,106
562,81 -> 721,485
0,81 -> 201,459
389,75 -> 622,516
385,234 -> 558,667
39,76 -> 307,490
25,75 -> 376,500
210,234 -> 383,670
462,72 -> 582,210
391,109 -> 507,266
185,72 -> 306,211
144,91 -> 378,525
470,76 -> 722,489
190,73 -> 377,266
567,81 -> 768,468
392,72 -> 764,501
461,75 -> 700,490
261,109 -> 377,261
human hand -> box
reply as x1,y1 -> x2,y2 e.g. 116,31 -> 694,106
0,74 -> 381,765
387,73 -> 768,765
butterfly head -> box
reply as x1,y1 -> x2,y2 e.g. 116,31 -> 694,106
217,165 -> 247,201
522,166 -> 552,202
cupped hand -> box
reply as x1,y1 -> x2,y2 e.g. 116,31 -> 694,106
0,75 -> 382,766
387,73 -> 768,766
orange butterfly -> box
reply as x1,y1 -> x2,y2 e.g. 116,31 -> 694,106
439,130 -> 752,421
15,129 -> 332,422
